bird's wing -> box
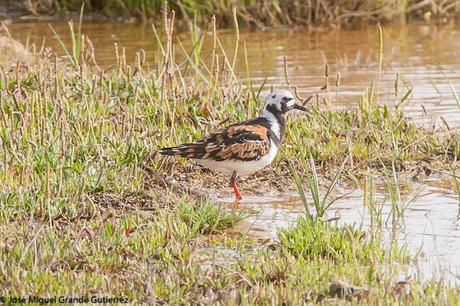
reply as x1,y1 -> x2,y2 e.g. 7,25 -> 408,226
160,122 -> 271,162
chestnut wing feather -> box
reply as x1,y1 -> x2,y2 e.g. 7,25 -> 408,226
204,125 -> 271,162
160,124 -> 271,162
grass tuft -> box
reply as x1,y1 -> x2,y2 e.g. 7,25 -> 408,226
178,201 -> 246,235
278,217 -> 404,263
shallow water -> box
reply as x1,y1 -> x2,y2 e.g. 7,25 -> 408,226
5,20 -> 460,127
217,181 -> 460,284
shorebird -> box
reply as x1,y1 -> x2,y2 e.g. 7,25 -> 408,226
159,89 -> 309,205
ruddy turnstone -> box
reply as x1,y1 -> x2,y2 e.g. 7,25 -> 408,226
159,89 -> 309,204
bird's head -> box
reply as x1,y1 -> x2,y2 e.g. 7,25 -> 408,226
261,89 -> 309,116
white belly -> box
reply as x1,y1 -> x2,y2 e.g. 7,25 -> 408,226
194,142 -> 278,176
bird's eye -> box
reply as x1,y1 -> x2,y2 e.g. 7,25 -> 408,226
271,95 -> 276,99
281,97 -> 290,102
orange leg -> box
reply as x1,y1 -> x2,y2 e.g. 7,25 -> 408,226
231,179 -> 242,200
231,172 -> 242,208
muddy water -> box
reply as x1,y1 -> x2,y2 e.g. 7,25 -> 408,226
5,20 -> 460,281
218,182 -> 460,283
6,20 -> 460,127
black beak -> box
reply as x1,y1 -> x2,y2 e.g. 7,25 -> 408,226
293,103 -> 310,112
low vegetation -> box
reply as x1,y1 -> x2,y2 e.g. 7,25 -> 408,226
0,13 -> 459,303
6,0 -> 460,27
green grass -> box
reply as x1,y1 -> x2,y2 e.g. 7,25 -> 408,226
0,197 -> 244,302
178,201 -> 246,235
278,217 -> 397,262
1,14 -> 460,304
290,152 -> 346,218
3,204 -> 460,304
286,105 -> 459,176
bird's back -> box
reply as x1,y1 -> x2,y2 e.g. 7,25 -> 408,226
159,117 -> 280,174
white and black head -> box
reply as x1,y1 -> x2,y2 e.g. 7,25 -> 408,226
262,89 -> 308,115
261,89 -> 309,140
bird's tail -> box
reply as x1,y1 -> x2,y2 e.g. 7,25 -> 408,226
158,146 -> 183,156
158,143 -> 205,159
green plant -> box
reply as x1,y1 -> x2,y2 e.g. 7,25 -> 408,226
49,4 -> 85,67
381,161 -> 421,222
178,201 -> 246,235
290,153 -> 347,219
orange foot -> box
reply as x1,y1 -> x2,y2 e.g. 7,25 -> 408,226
232,197 -> 242,209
